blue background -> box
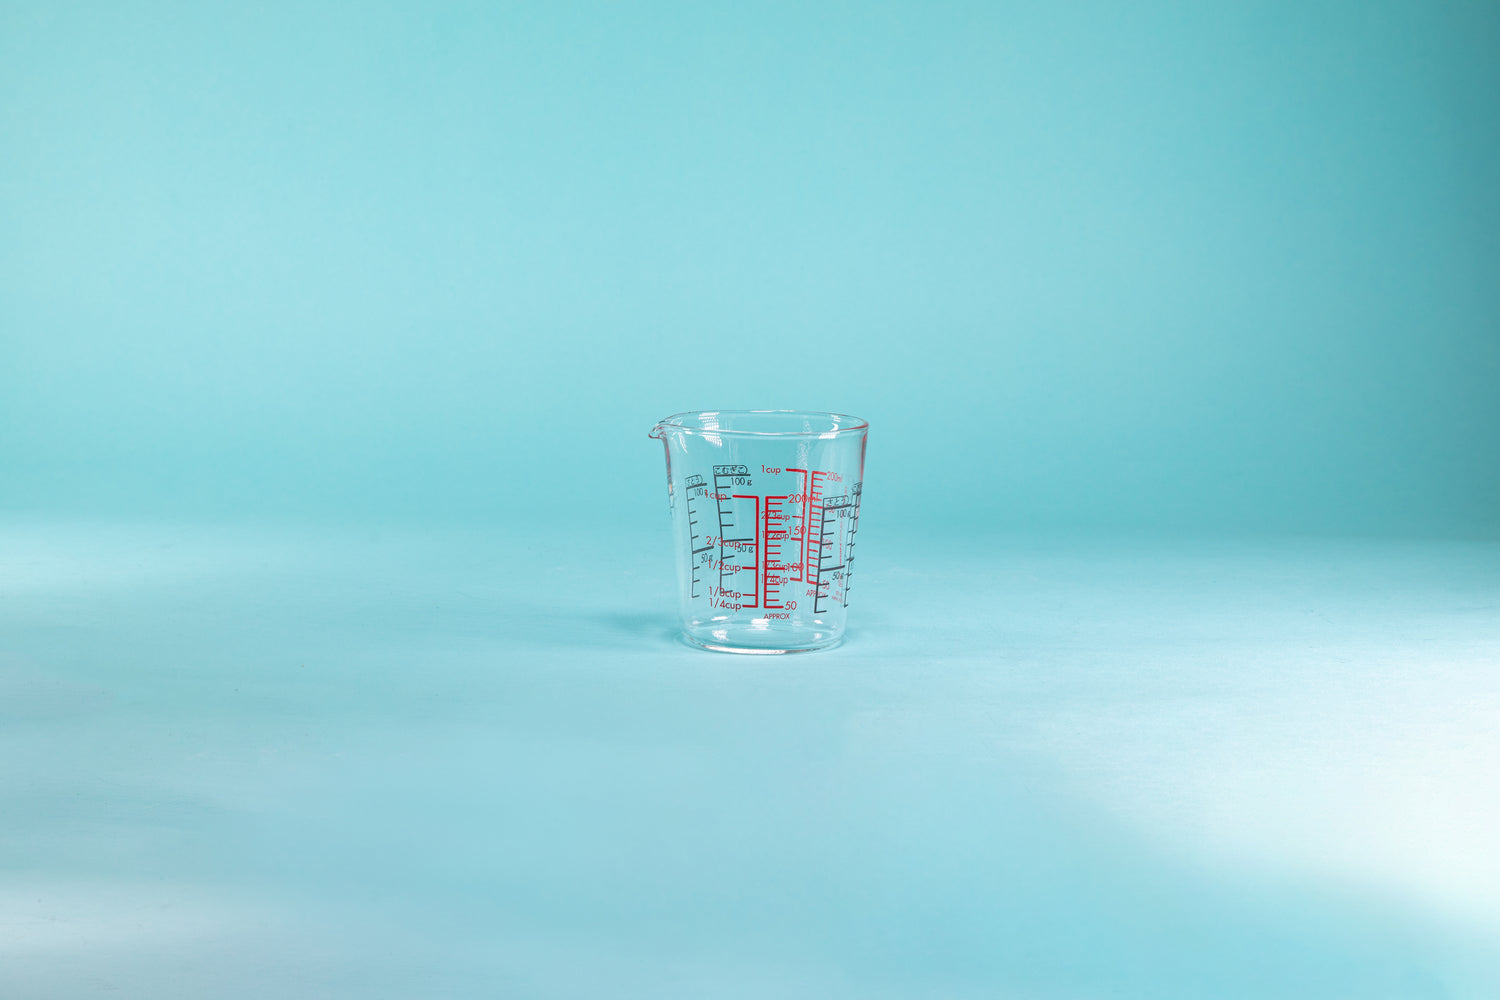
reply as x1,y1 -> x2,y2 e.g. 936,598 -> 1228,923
3,2 -> 1500,998
3,0 -> 1497,534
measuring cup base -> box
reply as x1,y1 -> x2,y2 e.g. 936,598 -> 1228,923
679,630 -> 844,655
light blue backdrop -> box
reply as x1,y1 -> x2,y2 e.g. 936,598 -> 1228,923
4,7 -> 1500,997
3,0 -> 1497,533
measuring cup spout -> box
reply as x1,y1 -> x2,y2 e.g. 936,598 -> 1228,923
648,422 -> 666,440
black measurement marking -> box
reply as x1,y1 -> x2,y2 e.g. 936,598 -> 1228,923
811,491 -> 860,613
713,469 -> 759,607
714,472 -> 734,593
811,497 -> 837,614
844,481 -> 861,607
684,476 -> 710,599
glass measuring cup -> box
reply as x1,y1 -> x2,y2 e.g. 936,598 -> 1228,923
649,410 -> 868,653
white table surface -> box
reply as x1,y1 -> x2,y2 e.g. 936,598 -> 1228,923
3,520 -> 1497,998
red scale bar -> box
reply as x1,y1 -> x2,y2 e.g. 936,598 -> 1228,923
762,495 -> 791,608
802,471 -> 827,585
784,468 -> 809,582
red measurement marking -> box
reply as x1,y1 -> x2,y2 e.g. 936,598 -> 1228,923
731,495 -> 760,608
784,468 -> 809,581
762,495 -> 791,608
801,470 -> 827,584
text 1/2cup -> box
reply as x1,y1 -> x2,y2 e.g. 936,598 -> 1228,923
649,410 -> 869,653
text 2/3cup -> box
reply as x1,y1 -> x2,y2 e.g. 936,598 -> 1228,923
649,410 -> 868,653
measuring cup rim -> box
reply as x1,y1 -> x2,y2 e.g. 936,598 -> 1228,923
652,409 -> 869,438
